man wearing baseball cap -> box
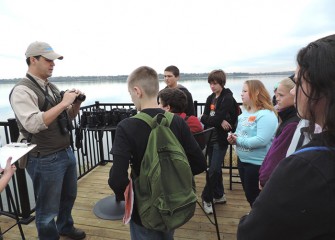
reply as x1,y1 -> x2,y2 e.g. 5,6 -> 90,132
10,41 -> 86,240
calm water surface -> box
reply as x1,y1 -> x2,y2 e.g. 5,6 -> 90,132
0,75 -> 286,122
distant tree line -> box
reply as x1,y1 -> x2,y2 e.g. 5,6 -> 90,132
0,71 -> 294,83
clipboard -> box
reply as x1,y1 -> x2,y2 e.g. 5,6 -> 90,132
0,143 -> 36,169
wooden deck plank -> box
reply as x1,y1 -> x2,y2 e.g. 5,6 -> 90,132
0,163 -> 250,239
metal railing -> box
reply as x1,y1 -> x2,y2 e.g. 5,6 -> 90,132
0,100 -> 240,225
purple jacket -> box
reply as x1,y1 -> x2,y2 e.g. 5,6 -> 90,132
259,106 -> 299,187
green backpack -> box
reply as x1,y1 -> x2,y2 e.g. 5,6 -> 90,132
132,111 -> 197,232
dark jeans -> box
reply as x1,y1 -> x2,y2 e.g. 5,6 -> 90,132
237,157 -> 261,207
202,143 -> 228,202
27,147 -> 78,240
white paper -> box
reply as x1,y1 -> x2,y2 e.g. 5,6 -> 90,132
0,143 -> 36,169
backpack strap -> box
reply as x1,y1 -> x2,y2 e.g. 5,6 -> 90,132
132,112 -> 154,128
132,111 -> 174,128
130,111 -> 175,180
294,146 -> 335,154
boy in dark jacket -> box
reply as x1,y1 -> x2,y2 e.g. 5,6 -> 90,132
201,69 -> 239,214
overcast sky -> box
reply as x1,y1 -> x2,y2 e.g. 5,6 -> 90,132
0,0 -> 334,79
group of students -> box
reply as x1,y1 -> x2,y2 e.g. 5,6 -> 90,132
107,62 -> 249,239
3,34 -> 335,240
112,34 -> 335,239
227,77 -> 301,207
158,67 -> 239,215
232,34 -> 335,239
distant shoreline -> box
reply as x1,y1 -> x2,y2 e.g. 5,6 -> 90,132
0,71 -> 294,83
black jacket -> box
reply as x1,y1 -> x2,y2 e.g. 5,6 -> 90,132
201,88 -> 237,147
178,85 -> 195,116
275,105 -> 300,137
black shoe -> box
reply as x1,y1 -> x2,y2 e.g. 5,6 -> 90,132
59,227 -> 86,240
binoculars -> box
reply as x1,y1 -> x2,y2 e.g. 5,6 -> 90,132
80,108 -> 137,128
60,90 -> 86,104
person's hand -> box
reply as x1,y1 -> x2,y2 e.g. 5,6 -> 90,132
221,120 -> 232,131
1,157 -> 16,177
70,88 -> 86,105
61,90 -> 78,107
227,132 -> 237,145
62,89 -> 85,107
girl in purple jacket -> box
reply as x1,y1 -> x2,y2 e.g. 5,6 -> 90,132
258,77 -> 300,188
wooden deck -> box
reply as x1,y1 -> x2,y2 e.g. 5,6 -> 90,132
0,164 -> 250,240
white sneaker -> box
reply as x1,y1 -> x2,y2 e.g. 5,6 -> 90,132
203,201 -> 213,214
214,194 -> 227,204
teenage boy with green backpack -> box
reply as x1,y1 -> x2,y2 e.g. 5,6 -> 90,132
108,66 -> 206,240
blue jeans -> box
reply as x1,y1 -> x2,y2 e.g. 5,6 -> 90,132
27,147 -> 78,240
130,220 -> 174,240
202,143 -> 228,202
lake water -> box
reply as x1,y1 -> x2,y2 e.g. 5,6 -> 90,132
0,75 -> 287,122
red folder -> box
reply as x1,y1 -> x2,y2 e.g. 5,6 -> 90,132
123,178 -> 134,224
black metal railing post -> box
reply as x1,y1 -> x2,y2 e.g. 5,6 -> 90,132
194,100 -> 198,116
7,118 -> 19,143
